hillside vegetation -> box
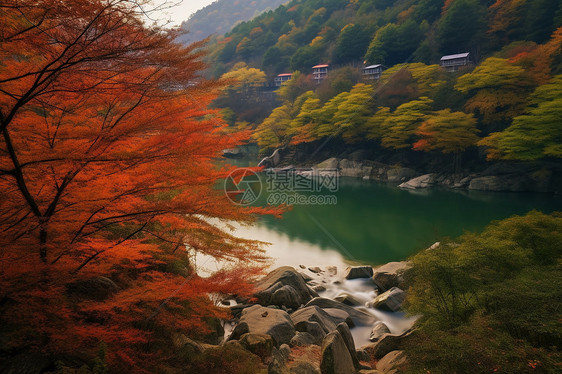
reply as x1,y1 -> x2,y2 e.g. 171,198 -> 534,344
206,0 -> 562,170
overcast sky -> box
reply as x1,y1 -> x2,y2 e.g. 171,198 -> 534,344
150,0 -> 217,26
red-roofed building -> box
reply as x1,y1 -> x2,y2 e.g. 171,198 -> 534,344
274,73 -> 293,87
312,64 -> 329,84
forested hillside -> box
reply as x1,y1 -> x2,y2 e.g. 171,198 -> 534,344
207,0 -> 562,171
178,0 -> 288,44
208,0 -> 561,76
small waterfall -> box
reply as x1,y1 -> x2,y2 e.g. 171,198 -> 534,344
304,266 -> 418,348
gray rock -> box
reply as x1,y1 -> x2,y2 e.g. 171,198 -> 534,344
324,308 -> 355,328
291,306 -> 337,334
340,159 -> 373,178
239,333 -> 274,358
320,331 -> 356,374
367,287 -> 406,312
290,331 -> 317,347
334,292 -> 364,306
386,167 -> 417,183
326,266 -> 338,276
255,267 -> 318,309
398,174 -> 437,189
376,350 -> 407,374
344,266 -> 374,280
300,321 -> 327,345
469,176 -> 511,191
232,305 -> 296,346
372,272 -> 399,292
362,330 -> 413,360
336,322 -> 360,369
66,276 -> 119,301
300,272 -> 314,282
305,297 -> 377,326
271,285 -> 302,310
356,349 -> 371,362
369,322 -> 391,342
312,285 -> 327,293
372,262 -> 410,291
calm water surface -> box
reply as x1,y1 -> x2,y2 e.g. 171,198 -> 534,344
230,176 -> 562,268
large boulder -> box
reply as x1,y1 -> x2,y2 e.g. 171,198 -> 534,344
231,305 -> 296,346
398,174 -> 437,189
291,306 -> 337,335
340,159 -> 372,178
468,175 -> 513,191
344,266 -> 374,280
271,285 -> 301,310
367,288 -> 406,312
239,333 -> 274,359
320,331 -> 355,374
369,322 -> 391,342
362,330 -> 414,360
255,267 -> 318,310
324,308 -> 355,328
334,293 -> 363,306
290,332 -> 317,347
305,298 -> 377,326
336,322 -> 360,370
376,350 -> 407,374
372,261 -> 410,291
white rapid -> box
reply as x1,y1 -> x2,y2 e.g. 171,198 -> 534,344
300,265 -> 418,348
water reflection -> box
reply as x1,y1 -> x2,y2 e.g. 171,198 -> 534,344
252,177 -> 562,265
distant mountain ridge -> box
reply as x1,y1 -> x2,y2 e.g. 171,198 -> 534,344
178,0 -> 288,45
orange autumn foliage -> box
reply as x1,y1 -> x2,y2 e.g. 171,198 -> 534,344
0,1 -> 277,371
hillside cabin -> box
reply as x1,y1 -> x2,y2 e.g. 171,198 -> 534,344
363,64 -> 385,80
274,73 -> 293,87
440,53 -> 471,72
312,64 -> 329,84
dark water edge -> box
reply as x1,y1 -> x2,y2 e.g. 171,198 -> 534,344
253,177 -> 562,265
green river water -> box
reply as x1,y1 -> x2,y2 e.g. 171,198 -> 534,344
234,176 -> 562,267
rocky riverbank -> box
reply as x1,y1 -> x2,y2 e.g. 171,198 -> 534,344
180,261 -> 416,374
256,146 -> 562,193
314,157 -> 562,194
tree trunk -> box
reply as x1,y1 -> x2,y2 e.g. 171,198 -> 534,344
39,217 -> 48,263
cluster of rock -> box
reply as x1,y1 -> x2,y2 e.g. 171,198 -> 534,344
215,263 -> 413,373
315,158 -> 562,193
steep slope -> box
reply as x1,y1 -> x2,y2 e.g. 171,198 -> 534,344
178,0 -> 288,45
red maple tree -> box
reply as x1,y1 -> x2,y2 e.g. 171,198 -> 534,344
0,1 -> 275,371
